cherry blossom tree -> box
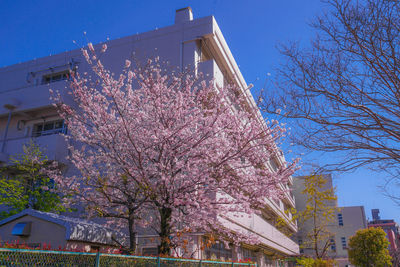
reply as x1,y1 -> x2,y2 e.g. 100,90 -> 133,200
51,43 -> 297,254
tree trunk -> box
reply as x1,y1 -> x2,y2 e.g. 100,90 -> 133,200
158,207 -> 172,255
128,211 -> 137,254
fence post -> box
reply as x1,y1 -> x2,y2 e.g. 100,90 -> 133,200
95,252 -> 100,267
157,256 -> 160,267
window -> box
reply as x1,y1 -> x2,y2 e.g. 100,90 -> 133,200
205,241 -> 232,261
264,255 -> 273,265
330,238 -> 336,251
338,213 -> 343,226
42,70 -> 70,84
12,222 -> 32,236
341,237 -> 347,249
32,120 -> 67,137
241,247 -> 256,263
298,239 -> 304,254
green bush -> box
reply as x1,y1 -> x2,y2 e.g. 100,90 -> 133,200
296,257 -> 336,267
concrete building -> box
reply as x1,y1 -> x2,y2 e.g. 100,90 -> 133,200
293,175 -> 367,267
368,209 -> 400,252
0,7 -> 298,266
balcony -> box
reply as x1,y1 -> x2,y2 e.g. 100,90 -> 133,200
0,134 -> 68,163
219,211 -> 299,256
0,81 -> 71,117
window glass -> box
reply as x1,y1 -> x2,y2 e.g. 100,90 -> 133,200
44,122 -> 54,131
298,239 -> 304,254
42,70 -> 70,84
54,121 -> 64,129
338,213 -> 343,226
241,247 -> 256,262
12,222 -> 32,236
32,120 -> 66,137
204,240 -> 232,261
330,238 -> 336,251
341,237 -> 346,249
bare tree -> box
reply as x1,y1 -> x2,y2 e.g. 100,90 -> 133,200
261,0 -> 400,177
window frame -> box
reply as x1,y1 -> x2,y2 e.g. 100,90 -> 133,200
32,119 -> 67,137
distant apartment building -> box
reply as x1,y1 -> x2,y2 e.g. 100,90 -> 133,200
368,209 -> 400,252
0,7 -> 298,266
293,174 -> 367,267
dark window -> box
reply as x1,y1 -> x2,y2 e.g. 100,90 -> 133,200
330,238 -> 336,251
298,239 -> 304,254
341,237 -> 347,249
42,70 -> 70,84
338,213 -> 343,226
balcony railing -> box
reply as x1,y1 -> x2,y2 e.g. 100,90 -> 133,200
0,134 -> 68,163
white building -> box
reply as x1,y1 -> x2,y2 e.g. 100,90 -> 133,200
0,7 -> 299,266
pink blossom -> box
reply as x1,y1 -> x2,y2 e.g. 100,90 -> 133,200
101,44 -> 107,53
51,44 -> 297,252
87,42 -> 94,52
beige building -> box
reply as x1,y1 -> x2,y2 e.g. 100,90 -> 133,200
293,175 -> 367,267
0,209 -> 123,253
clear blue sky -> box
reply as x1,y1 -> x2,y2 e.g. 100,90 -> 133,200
1,0 -> 398,222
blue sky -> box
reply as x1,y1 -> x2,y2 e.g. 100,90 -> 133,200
1,0 -> 399,222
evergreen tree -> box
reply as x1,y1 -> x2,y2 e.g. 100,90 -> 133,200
348,227 -> 392,267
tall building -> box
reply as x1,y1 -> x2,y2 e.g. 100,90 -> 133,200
0,7 -> 298,266
368,209 -> 400,252
293,174 -> 367,267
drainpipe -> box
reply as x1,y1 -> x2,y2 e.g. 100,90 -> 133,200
1,104 -> 16,153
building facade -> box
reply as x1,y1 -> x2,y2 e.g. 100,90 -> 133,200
293,175 -> 367,267
368,209 -> 400,253
0,7 -> 298,266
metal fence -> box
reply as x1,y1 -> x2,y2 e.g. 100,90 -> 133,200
0,248 -> 257,267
